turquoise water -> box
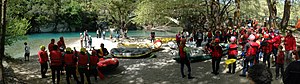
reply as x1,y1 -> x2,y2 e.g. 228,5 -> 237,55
27,30 -> 176,40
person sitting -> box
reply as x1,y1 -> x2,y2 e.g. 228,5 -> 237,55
247,63 -> 273,84
96,43 -> 109,58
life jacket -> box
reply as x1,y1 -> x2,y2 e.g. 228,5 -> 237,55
207,32 -> 212,38
179,45 -> 186,60
90,56 -> 99,67
78,53 -> 89,67
284,35 -> 296,51
276,51 -> 284,64
176,34 -> 181,41
228,44 -> 238,56
64,53 -> 76,67
246,42 -> 259,57
261,39 -> 272,53
211,44 -> 222,58
38,50 -> 48,64
50,50 -> 62,66
273,35 -> 281,48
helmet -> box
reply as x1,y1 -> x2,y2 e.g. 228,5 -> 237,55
263,34 -> 269,39
214,38 -> 220,43
248,34 -> 255,41
229,36 -> 236,42
66,47 -> 72,52
274,30 -> 279,34
80,48 -> 86,52
40,45 -> 45,50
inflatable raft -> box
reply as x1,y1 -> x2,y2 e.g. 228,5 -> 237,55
97,58 -> 119,71
110,48 -> 152,58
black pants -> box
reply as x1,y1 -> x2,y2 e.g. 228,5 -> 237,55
51,66 -> 62,84
196,39 -> 202,47
89,67 -> 98,80
180,59 -> 191,77
24,53 -> 30,61
276,63 -> 284,78
78,67 -> 91,84
176,41 -> 180,47
97,34 -> 99,38
263,53 -> 271,68
40,63 -> 48,78
228,56 -> 236,73
65,66 -> 80,84
212,57 -> 221,74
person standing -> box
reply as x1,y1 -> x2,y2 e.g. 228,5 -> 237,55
240,34 -> 259,77
227,36 -> 238,74
284,30 -> 296,66
38,45 -> 48,78
89,50 -> 99,81
261,34 -> 273,68
271,30 -> 281,67
84,30 -> 89,48
210,38 -> 223,75
64,47 -> 80,84
178,38 -> 194,79
176,31 -> 181,47
96,29 -> 99,38
24,42 -> 30,61
57,36 -> 66,52
48,39 -> 55,52
80,33 -> 83,48
196,30 -> 203,47
275,46 -> 284,80
88,35 -> 92,49
49,45 -> 63,84
78,48 -> 91,84
102,30 -> 106,40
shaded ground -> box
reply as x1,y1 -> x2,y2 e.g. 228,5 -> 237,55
5,50 -> 284,84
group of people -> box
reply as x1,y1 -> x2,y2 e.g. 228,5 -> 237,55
37,36 -> 109,84
177,21 -> 300,83
80,30 -> 92,48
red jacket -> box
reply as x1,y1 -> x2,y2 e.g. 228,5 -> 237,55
179,45 -> 186,60
50,50 -> 62,66
284,35 -> 296,51
64,53 -> 77,67
262,39 -> 273,53
276,51 -> 284,64
89,55 -> 99,67
48,43 -> 55,51
228,43 -> 238,57
272,35 -> 281,49
211,44 -> 223,58
57,40 -> 65,49
176,34 -> 181,41
78,53 -> 89,67
38,50 -> 48,64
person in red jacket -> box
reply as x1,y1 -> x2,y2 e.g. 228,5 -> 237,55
284,30 -> 296,66
240,34 -> 259,77
227,36 -> 238,74
38,45 -> 49,78
261,34 -> 273,68
49,45 -> 63,84
276,46 -> 284,80
210,38 -> 223,75
178,38 -> 194,79
78,48 -> 91,84
89,50 -> 99,81
272,30 -> 281,67
176,31 -> 181,47
63,47 -> 80,84
57,36 -> 66,52
48,39 -> 55,52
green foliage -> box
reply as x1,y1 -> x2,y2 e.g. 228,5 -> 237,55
5,18 -> 31,45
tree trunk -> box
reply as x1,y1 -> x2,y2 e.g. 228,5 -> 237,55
234,0 -> 240,27
0,0 -> 7,83
267,0 -> 277,28
280,0 -> 291,30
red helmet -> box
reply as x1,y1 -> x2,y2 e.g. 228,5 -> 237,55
214,38 -> 220,43
263,34 -> 269,39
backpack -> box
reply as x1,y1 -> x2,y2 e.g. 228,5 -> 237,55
246,42 -> 259,56
228,44 -> 238,56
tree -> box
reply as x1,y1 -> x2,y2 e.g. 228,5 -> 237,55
280,0 -> 291,30
267,0 -> 277,28
0,0 -> 7,83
